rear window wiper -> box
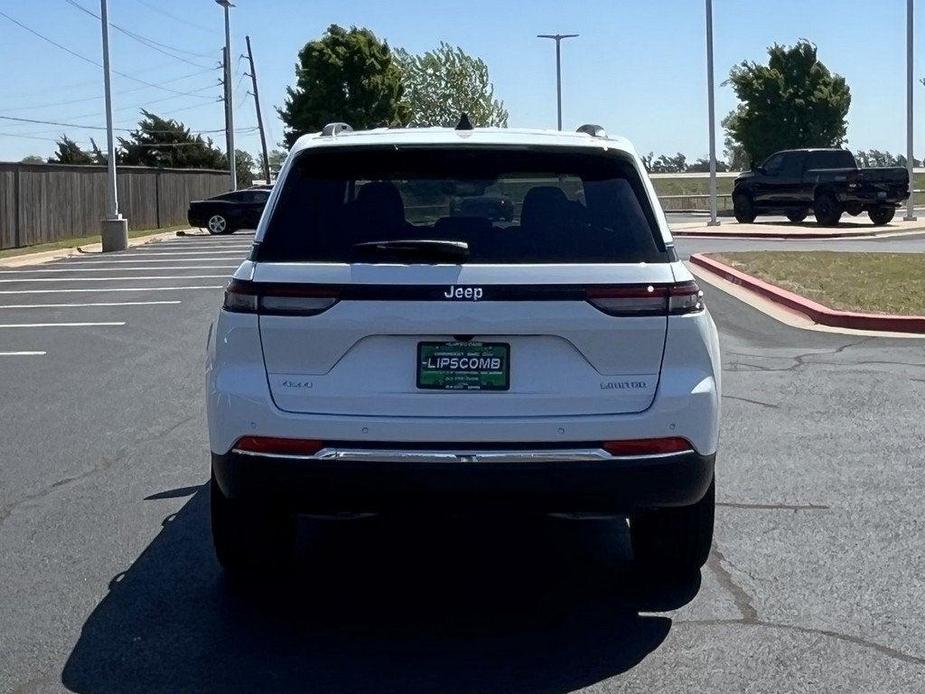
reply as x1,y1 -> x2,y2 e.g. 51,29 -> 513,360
351,239 -> 470,262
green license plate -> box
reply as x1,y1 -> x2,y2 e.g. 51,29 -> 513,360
417,342 -> 510,391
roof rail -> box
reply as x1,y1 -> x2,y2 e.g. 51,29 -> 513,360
576,123 -> 607,138
321,122 -> 353,137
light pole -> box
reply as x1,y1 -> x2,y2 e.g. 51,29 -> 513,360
905,0 -> 916,221
99,0 -> 127,251
537,33 -> 579,130
705,0 -> 720,226
217,0 -> 237,191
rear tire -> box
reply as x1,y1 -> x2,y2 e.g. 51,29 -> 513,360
786,209 -> 808,223
813,193 -> 843,226
210,473 -> 295,578
207,214 -> 228,235
630,478 -> 714,574
868,206 -> 896,226
732,193 -> 757,224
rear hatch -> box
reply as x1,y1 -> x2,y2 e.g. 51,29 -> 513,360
236,143 -> 697,418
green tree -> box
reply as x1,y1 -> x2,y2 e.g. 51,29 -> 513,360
51,135 -> 102,164
267,148 -> 287,177
278,25 -> 408,146
687,157 -> 729,173
394,42 -> 508,127
20,154 -> 45,164
234,149 -> 256,187
723,41 -> 851,166
118,110 -> 225,169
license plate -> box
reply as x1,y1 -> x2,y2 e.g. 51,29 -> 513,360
417,342 -> 510,391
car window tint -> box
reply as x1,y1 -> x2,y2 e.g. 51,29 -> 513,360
257,146 -> 666,265
808,150 -> 855,169
763,154 -> 785,174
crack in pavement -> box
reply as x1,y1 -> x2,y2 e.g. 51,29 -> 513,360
717,501 -> 829,511
721,394 -> 780,409
0,414 -> 197,531
707,541 -> 758,622
673,618 -> 925,667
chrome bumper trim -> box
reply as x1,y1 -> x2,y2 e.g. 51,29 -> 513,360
230,447 -> 694,463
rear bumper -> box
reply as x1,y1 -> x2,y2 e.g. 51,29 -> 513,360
211,448 -> 715,514
839,189 -> 909,205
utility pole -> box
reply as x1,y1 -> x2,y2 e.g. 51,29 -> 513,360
217,0 -> 236,190
537,34 -> 579,130
705,0 -> 720,226
245,35 -> 270,183
99,0 -> 127,251
905,0 -> 916,220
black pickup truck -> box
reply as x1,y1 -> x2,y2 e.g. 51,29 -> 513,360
732,149 -> 909,226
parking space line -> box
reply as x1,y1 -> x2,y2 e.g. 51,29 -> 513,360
0,300 -> 182,309
0,275 -> 229,283
0,266 -> 238,274
103,250 -> 246,257
0,321 -> 125,328
0,351 -> 46,356
45,258 -> 245,265
0,286 -> 223,295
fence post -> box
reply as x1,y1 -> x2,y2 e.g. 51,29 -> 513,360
155,169 -> 161,229
14,164 -> 22,248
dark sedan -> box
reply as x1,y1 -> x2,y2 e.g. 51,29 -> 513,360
187,187 -> 272,235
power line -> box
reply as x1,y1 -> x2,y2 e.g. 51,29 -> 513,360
0,114 -> 246,135
63,0 -> 216,67
0,68 -> 219,115
0,8 -> 219,98
131,0 -> 214,34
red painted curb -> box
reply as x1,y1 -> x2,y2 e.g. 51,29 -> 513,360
689,253 -> 925,334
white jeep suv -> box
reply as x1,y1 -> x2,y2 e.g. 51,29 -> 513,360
206,122 -> 721,575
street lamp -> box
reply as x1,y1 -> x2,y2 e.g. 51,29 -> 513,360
704,0 -> 720,226
99,0 -> 127,251
905,0 -> 916,221
537,33 -> 579,130
216,0 -> 236,190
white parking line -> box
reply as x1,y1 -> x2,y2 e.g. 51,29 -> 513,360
45,258 -> 245,265
0,351 -> 46,356
104,250 -> 246,257
0,321 -> 125,328
0,286 -> 223,295
0,266 -> 238,274
0,300 -> 182,309
0,274 -> 229,283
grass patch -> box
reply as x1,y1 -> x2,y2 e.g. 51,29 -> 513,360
709,251 -> 925,316
0,225 -> 188,259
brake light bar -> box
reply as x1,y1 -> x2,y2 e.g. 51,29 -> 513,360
602,437 -> 694,456
233,436 -> 325,456
586,281 -> 703,316
223,279 -> 340,316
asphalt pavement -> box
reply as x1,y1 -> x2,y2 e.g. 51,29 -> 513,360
1,231 -> 923,693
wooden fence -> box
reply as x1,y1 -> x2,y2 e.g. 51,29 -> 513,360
0,162 -> 230,250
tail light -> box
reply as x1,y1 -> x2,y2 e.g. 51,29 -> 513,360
668,281 -> 704,315
586,281 -> 703,316
223,279 -> 340,316
233,436 -> 325,456
603,437 -> 693,456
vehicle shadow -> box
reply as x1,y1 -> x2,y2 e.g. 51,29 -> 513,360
62,487 -> 700,693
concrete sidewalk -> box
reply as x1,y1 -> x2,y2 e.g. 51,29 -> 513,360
671,217 -> 925,239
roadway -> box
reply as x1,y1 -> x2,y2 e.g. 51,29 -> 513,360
0,231 -> 923,692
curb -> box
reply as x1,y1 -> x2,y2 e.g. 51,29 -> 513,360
676,228 -> 890,240
689,253 -> 925,334
0,228 -> 203,268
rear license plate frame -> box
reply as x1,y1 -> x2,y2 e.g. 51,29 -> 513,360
417,341 -> 510,391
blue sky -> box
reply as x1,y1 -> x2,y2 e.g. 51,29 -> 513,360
0,0 -> 920,163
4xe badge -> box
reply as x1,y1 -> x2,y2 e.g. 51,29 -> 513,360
444,285 -> 483,301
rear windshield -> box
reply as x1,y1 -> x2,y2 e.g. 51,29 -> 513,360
806,150 -> 855,170
256,146 -> 667,264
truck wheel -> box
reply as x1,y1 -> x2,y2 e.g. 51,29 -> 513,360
630,478 -> 714,574
210,473 -> 295,578
813,193 -> 843,226
732,193 -> 757,223
868,206 -> 896,226
786,210 -> 808,223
